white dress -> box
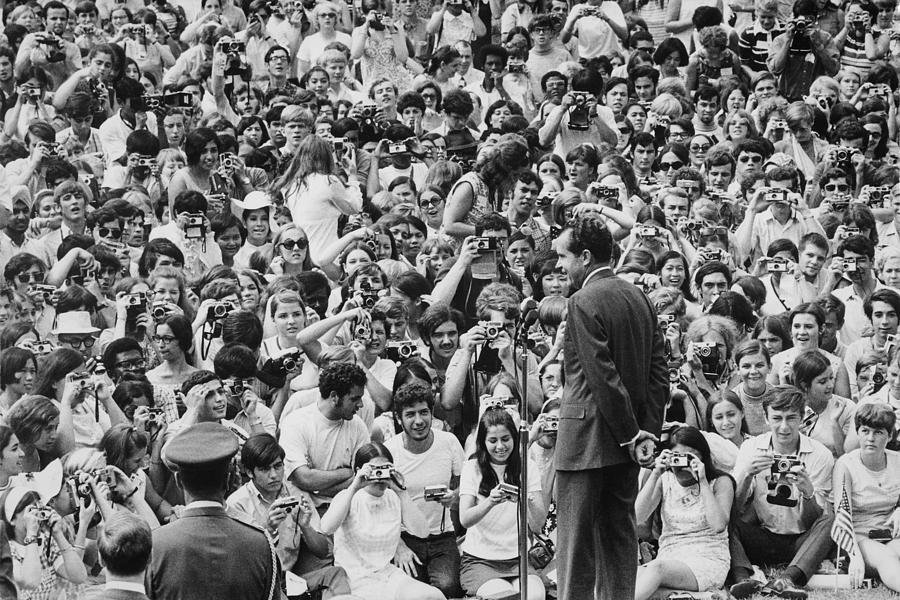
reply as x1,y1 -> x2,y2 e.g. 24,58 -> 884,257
283,173 -> 362,266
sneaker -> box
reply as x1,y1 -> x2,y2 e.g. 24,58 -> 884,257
729,578 -> 763,599
766,577 -> 808,600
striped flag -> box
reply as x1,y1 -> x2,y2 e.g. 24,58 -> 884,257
831,484 -> 857,557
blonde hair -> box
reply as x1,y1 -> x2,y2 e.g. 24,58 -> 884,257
650,92 -> 684,119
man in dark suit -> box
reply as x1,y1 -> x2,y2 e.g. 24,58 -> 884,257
146,422 -> 280,600
554,215 -> 668,600
87,513 -> 152,600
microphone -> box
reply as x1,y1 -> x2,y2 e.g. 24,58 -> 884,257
519,298 -> 538,319
522,309 -> 540,329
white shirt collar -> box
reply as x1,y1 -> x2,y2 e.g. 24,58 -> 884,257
581,266 -> 612,289
105,581 -> 147,594
185,500 -> 224,510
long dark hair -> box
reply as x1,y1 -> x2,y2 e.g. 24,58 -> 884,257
670,425 -> 730,484
31,348 -> 83,398
656,250 -> 696,301
474,408 -> 520,497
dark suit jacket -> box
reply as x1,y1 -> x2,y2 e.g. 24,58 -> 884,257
146,505 -> 278,600
556,268 -> 668,470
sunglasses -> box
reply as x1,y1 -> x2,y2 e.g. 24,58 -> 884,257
98,226 -> 123,239
739,155 -> 763,163
17,272 -> 44,284
824,183 -> 850,192
281,238 -> 309,251
58,335 -> 96,348
690,144 -> 711,152
660,161 -> 683,170
419,197 -> 443,208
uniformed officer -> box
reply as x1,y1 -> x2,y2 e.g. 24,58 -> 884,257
145,422 -> 280,600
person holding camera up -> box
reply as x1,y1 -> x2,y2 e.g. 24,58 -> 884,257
321,441 -> 444,600
537,69 -> 618,156
149,190 -> 221,283
635,425 -> 733,600
457,407 -> 545,600
767,0 -> 840,102
384,382 -> 465,598
227,433 -> 353,598
729,388 -> 835,599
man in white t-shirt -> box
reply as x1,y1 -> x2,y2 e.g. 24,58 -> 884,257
537,68 -> 617,157
278,362 -> 370,511
559,0 -> 627,60
385,382 -> 465,598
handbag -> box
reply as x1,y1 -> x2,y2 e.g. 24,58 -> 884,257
527,533 -> 555,570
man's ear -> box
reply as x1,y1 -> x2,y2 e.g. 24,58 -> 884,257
580,248 -> 593,268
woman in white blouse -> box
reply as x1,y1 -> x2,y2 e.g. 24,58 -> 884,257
271,135 -> 362,265
321,442 -> 445,600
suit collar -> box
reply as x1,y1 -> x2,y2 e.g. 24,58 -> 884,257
181,504 -> 227,518
581,266 -> 614,288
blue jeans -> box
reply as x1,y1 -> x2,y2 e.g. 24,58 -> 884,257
401,531 -> 462,598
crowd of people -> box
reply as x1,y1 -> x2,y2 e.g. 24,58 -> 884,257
1,0 -> 900,597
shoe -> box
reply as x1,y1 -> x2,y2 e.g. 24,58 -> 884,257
729,578 -> 763,599
765,577 -> 808,600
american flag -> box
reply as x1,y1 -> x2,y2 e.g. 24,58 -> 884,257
831,484 -> 857,557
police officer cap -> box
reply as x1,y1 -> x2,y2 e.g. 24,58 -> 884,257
164,422 -> 239,471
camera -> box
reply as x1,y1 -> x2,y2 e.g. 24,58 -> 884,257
359,290 -> 379,309
424,485 -> 448,502
367,464 -> 394,481
536,193 -> 557,209
767,477 -> 798,507
866,185 -> 892,207
543,415 -> 559,432
767,258 -> 790,272
483,395 -> 515,410
35,507 -> 55,523
771,119 -> 787,130
838,226 -> 860,240
507,59 -> 526,74
208,301 -> 238,320
498,483 -> 519,500
151,301 -> 171,321
479,320 -> 505,341
850,11 -> 870,25
658,313 -> 676,327
868,528 -> 893,542
679,219 -> 703,232
30,284 -> 57,302
219,40 -> 246,54
667,452 -> 691,469
764,188 -> 789,204
135,156 -> 156,169
388,141 -> 408,156
34,33 -> 61,48
126,292 -> 148,307
38,142 -> 64,158
581,5 -> 600,17
360,102 -> 378,119
73,471 -> 94,500
833,146 -> 857,164
332,137 -> 347,156
636,225 -> 661,238
692,341 -> 715,357
275,348 -> 304,373
145,408 -> 165,428
184,213 -> 206,239
792,16 -> 811,31
386,340 -> 417,362
837,257 -> 859,273
31,341 -> 56,356
224,377 -> 253,398
568,91 -> 591,107
354,319 -> 372,342
771,453 -> 801,476
588,183 -> 618,200
67,371 -> 95,392
698,248 -> 725,263
220,153 -> 237,172
473,236 -> 500,252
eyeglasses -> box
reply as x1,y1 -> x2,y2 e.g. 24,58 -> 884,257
532,27 -> 552,34
824,183 -> 850,192
98,226 -> 123,239
115,358 -> 146,370
690,144 -> 711,153
268,55 -> 289,63
16,272 -> 44,284
738,155 -> 763,164
419,196 -> 443,208
281,238 -> 309,251
660,161 -> 683,170
669,131 -> 688,139
58,335 -> 96,348
152,335 -> 177,345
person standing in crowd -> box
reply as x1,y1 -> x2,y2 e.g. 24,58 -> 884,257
146,422 -> 279,600
553,215 -> 668,600
89,512 -> 152,600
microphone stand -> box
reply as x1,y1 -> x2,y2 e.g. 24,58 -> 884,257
513,313 -> 534,600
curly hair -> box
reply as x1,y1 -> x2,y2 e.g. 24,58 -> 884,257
475,283 -> 522,321
698,25 -> 728,51
319,362 -> 367,399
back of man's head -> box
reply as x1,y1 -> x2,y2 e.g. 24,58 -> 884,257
99,512 -> 152,578
565,215 -> 614,265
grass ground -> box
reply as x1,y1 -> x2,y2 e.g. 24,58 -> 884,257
748,590 -> 896,599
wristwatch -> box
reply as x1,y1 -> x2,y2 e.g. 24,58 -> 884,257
22,535 -> 38,546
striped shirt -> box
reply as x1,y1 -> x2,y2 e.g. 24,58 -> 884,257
841,30 -> 871,73
739,20 -> 786,73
